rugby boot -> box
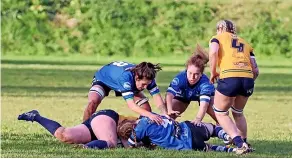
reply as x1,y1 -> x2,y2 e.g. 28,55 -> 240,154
18,110 -> 40,122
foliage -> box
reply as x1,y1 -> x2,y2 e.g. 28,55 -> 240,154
1,0 -> 292,57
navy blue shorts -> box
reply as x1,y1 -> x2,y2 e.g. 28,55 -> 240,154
174,96 -> 191,104
174,96 -> 204,106
217,77 -> 254,97
92,80 -> 122,96
185,121 -> 211,151
82,109 -> 119,141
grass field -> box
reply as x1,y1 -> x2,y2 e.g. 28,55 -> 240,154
1,55 -> 292,157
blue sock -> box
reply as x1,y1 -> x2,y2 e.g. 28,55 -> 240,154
211,145 -> 234,152
85,140 -> 108,149
34,115 -> 62,135
214,126 -> 229,140
233,136 -> 244,148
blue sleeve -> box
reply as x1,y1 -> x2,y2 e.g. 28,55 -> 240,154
167,77 -> 183,96
147,80 -> 160,96
199,82 -> 215,103
127,119 -> 147,146
118,76 -> 135,100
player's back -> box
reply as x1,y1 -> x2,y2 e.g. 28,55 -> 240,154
211,32 -> 254,79
94,61 -> 135,90
143,117 -> 193,150
97,61 -> 135,80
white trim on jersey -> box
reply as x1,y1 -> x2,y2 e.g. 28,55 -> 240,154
122,92 -> 134,97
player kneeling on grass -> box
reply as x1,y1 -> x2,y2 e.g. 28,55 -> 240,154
165,44 -> 218,125
18,109 -> 137,149
84,61 -> 168,125
118,115 -> 253,154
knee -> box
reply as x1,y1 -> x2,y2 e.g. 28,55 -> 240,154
56,129 -> 74,144
231,106 -> 244,118
213,105 -> 229,116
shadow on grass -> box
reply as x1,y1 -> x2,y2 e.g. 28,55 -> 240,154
1,132 -> 291,157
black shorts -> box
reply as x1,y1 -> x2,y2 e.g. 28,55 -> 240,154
217,77 -> 254,97
174,96 -> 191,104
92,80 -> 122,96
184,121 -> 211,151
82,109 -> 119,141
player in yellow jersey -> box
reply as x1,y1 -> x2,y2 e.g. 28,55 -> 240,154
208,20 -> 259,154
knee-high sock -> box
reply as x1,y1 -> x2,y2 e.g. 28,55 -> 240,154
210,145 -> 234,153
85,140 -> 108,149
34,115 -> 62,135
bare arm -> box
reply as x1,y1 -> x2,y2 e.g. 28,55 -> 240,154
250,56 -> 259,80
127,99 -> 153,117
165,92 -> 175,113
83,101 -> 98,121
209,42 -> 219,75
209,42 -> 220,84
152,93 -> 168,115
194,101 -> 209,122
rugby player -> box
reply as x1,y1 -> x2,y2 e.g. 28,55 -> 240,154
118,115 -> 251,154
83,61 -> 168,124
208,20 -> 259,154
165,44 -> 217,125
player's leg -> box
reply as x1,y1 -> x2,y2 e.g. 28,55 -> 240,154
232,77 -> 254,143
213,78 -> 248,153
87,110 -> 119,149
232,96 -> 248,141
83,81 -> 110,121
18,110 -> 91,144
54,125 -> 91,144
171,97 -> 189,119
134,92 -> 151,111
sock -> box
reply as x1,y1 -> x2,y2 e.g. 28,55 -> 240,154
211,145 -> 234,153
243,138 -> 247,143
233,136 -> 244,148
85,140 -> 108,149
214,126 -> 229,141
34,115 -> 62,135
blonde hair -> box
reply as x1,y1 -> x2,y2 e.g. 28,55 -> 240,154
216,20 -> 236,34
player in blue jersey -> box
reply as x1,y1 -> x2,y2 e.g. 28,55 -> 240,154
166,45 -> 217,125
118,115 -> 251,154
83,61 -> 168,124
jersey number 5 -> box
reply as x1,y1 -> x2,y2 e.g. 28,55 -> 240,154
232,39 -> 244,52
113,61 -> 129,67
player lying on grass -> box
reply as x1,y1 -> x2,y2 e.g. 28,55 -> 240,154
18,109 -> 137,149
118,115 -> 253,154
165,44 -> 218,125
84,61 -> 169,125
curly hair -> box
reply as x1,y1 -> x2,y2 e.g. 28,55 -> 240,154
186,44 -> 209,73
129,62 -> 162,80
117,119 -> 136,141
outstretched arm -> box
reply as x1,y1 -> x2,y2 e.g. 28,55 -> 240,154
126,99 -> 163,125
152,93 -> 168,115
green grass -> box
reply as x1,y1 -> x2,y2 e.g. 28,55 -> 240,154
1,55 -> 292,157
